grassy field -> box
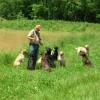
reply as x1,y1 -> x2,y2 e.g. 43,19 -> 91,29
0,19 -> 100,100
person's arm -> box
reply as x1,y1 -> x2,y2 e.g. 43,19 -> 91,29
27,29 -> 35,41
27,36 -> 35,41
38,32 -> 43,45
39,37 -> 43,45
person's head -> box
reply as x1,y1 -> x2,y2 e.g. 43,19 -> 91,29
35,25 -> 42,32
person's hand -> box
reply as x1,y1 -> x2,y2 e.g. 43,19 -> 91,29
32,38 -> 36,42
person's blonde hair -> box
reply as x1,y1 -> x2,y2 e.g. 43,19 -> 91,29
35,25 -> 42,29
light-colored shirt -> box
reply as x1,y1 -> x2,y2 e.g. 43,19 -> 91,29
27,29 -> 41,44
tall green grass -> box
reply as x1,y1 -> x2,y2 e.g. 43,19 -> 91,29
0,20 -> 100,100
0,19 -> 100,32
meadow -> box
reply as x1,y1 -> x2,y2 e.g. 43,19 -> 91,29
0,19 -> 100,100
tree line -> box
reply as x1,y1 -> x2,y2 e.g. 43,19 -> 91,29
0,0 -> 100,22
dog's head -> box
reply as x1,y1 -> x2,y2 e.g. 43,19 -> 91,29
54,46 -> 58,51
21,49 -> 27,55
75,47 -> 87,56
59,51 -> 64,56
51,46 -> 58,55
45,47 -> 51,55
84,44 -> 89,51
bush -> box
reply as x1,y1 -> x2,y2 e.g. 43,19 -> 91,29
0,0 -> 23,19
96,14 -> 100,22
31,4 -> 48,19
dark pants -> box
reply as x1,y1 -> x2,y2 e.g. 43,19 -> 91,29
27,43 -> 39,70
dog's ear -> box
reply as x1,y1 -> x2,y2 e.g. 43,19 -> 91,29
54,46 -> 58,50
84,44 -> 89,48
75,48 -> 78,51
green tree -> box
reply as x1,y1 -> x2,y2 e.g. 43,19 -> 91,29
0,0 -> 23,19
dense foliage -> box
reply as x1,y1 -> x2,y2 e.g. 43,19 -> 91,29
0,0 -> 100,22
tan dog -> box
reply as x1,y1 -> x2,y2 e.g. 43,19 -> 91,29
58,51 -> 65,67
13,49 -> 26,66
75,44 -> 89,56
75,45 -> 92,66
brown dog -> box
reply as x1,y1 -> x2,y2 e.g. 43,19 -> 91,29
37,48 -> 52,71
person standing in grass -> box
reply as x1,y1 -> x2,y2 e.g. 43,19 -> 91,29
27,25 -> 42,70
